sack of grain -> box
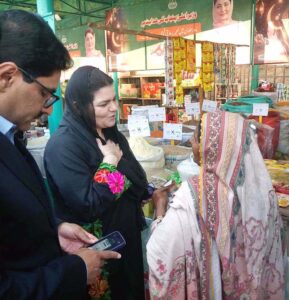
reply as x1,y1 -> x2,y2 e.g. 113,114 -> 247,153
128,137 -> 165,170
160,145 -> 192,168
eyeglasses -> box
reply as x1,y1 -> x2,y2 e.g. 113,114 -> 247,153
18,67 -> 60,108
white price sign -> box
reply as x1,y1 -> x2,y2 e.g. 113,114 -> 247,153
252,103 -> 269,116
184,95 -> 192,105
148,107 -> 166,122
185,102 -> 201,116
202,99 -> 217,112
128,115 -> 151,137
163,123 -> 183,140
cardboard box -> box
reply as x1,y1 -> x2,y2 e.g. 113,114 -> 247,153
142,82 -> 162,98
122,104 -> 135,119
120,87 -> 139,98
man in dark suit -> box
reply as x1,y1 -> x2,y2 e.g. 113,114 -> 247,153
0,10 -> 120,299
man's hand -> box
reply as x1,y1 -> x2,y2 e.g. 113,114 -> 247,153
76,248 -> 121,285
58,222 -> 97,253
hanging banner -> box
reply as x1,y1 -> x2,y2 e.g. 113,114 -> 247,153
105,8 -> 146,71
254,0 -> 289,64
105,0 -> 252,71
57,24 -> 106,79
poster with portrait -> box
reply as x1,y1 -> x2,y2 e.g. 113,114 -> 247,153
254,0 -> 289,64
105,8 -> 146,71
195,0 -> 251,64
57,24 -> 106,80
104,0 -> 252,71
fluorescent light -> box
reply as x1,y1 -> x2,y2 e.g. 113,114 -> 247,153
55,14 -> 62,21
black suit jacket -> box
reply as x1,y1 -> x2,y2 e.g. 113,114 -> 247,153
0,133 -> 88,300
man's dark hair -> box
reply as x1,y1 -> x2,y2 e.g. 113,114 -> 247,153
0,9 -> 72,78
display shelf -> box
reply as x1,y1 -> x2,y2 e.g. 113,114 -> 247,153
141,98 -> 162,101
182,85 -> 204,110
119,97 -> 161,100
182,86 -> 200,90
214,83 -> 241,102
118,72 -> 165,119
117,73 -> 204,121
119,97 -> 140,100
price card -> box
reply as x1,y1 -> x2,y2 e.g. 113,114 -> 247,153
128,115 -> 150,137
163,123 -> 182,140
148,107 -> 166,122
131,107 -> 149,118
185,102 -> 200,116
202,99 -> 217,112
184,95 -> 192,105
252,103 -> 269,116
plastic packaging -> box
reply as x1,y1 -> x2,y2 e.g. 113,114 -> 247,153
278,120 -> 289,154
177,154 -> 200,182
249,111 -> 280,159
222,95 -> 273,114
128,137 -> 165,170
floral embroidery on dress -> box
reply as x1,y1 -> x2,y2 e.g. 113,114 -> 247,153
150,251 -> 200,300
156,259 -> 167,276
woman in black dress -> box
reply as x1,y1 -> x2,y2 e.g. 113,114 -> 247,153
45,66 -> 150,300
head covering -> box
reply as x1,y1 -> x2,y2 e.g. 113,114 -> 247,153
212,0 -> 234,28
64,66 -> 148,207
147,111 -> 286,299
199,111 -> 286,298
64,65 -> 114,138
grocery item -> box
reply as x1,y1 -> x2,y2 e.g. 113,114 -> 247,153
265,159 -> 289,195
160,145 -> 191,168
249,111 -> 280,159
277,193 -> 289,207
128,137 -> 165,170
278,120 -> 289,154
177,154 -> 200,181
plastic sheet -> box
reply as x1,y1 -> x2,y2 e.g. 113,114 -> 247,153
177,154 -> 200,182
249,112 -> 280,159
278,120 -> 289,154
222,95 -> 273,114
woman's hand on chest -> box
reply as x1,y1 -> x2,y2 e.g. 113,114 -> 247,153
96,138 -> 123,166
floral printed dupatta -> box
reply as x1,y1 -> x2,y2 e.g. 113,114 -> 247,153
200,111 -> 286,299
147,176 -> 222,300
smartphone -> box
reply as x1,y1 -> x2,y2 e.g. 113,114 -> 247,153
163,179 -> 175,203
88,231 -> 126,251
163,179 -> 173,187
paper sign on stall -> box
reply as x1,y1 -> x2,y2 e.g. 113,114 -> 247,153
163,123 -> 182,140
202,99 -> 217,112
131,105 -> 158,118
252,103 -> 269,116
148,107 -> 166,122
128,115 -> 150,137
184,95 -> 192,105
185,102 -> 200,116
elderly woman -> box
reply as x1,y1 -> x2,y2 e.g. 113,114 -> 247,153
44,66 -> 152,299
147,111 -> 286,299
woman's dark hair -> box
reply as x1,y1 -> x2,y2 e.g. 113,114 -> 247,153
0,10 -> 72,78
214,0 -> 231,4
85,27 -> 95,37
65,66 -> 113,135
